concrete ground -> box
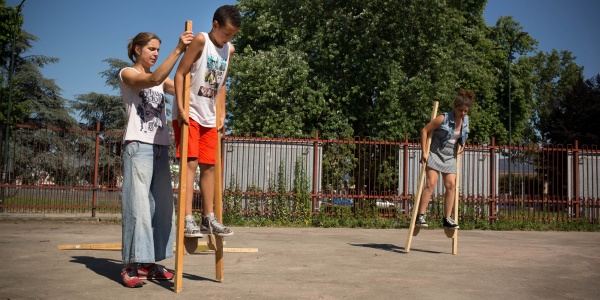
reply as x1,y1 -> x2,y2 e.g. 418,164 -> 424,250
0,216 -> 599,300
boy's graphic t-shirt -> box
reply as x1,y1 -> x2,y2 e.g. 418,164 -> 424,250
119,67 -> 170,145
185,32 -> 231,128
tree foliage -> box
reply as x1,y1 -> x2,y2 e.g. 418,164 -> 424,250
487,16 -> 539,145
227,46 -> 336,137
69,58 -> 132,189
546,75 -> 600,145
72,58 -> 130,131
530,50 -> 583,143
1,0 -> 76,128
0,0 -> 20,78
228,0 -> 544,143
73,92 -> 124,131
3,0 -> 591,146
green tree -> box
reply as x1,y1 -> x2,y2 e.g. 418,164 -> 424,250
227,47 -> 338,137
292,158 -> 311,224
532,74 -> 600,199
1,0 -> 76,127
230,0 -> 519,144
488,16 -> 538,145
73,92 -> 124,131
530,50 -> 583,143
546,75 -> 600,145
1,0 -> 80,195
229,0 -> 541,200
16,54 -> 77,127
72,58 -> 130,131
0,0 -> 20,85
70,58 -> 133,189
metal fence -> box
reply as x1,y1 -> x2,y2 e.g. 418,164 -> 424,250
1,123 -> 599,222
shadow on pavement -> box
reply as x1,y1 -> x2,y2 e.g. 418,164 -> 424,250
348,243 -> 445,254
70,256 -> 122,286
182,272 -> 221,283
69,255 -> 220,291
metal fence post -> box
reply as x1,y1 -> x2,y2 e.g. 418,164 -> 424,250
573,140 -> 579,218
489,137 -> 496,223
92,122 -> 100,218
402,134 -> 409,216
312,131 -> 319,214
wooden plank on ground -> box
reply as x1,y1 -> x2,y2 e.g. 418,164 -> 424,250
57,240 -> 224,251
194,246 -> 258,253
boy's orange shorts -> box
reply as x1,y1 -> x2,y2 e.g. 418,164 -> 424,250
173,119 -> 217,165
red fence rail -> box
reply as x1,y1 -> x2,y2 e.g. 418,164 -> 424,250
0,123 -> 598,223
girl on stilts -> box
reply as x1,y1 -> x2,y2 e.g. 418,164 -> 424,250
415,89 -> 475,229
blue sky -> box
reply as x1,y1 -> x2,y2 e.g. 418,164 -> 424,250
483,0 -> 599,79
6,0 -> 600,107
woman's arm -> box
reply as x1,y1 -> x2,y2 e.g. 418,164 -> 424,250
163,77 -> 175,95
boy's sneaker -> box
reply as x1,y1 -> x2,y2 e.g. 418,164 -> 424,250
443,217 -> 460,229
121,267 -> 143,288
184,216 -> 203,238
137,264 -> 173,280
415,214 -> 428,228
201,212 -> 234,237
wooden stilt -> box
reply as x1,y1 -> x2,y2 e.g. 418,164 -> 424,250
451,154 -> 461,255
443,154 -> 461,246
404,101 -> 438,252
213,68 -> 225,282
174,20 -> 193,294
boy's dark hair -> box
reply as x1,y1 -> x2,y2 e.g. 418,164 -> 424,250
213,5 -> 241,28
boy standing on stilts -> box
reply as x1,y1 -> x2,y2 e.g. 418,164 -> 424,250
173,5 -> 241,237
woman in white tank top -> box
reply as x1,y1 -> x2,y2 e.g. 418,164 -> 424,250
118,30 -> 193,289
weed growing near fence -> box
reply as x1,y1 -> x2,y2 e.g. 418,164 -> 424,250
222,191 -> 600,231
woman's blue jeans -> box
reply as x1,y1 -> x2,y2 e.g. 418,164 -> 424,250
121,141 -> 175,264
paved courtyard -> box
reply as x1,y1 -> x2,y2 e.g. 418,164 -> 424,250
0,217 -> 598,299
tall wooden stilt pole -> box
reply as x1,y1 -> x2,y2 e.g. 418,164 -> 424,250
451,154 -> 461,255
213,79 -> 225,282
405,101 -> 438,252
174,20 -> 193,293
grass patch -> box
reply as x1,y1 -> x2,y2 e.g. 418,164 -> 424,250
221,209 -> 600,232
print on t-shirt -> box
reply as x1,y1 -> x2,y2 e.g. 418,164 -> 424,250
136,89 -> 166,133
198,54 -> 228,99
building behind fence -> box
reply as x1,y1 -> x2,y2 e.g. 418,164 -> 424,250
0,124 -> 598,222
